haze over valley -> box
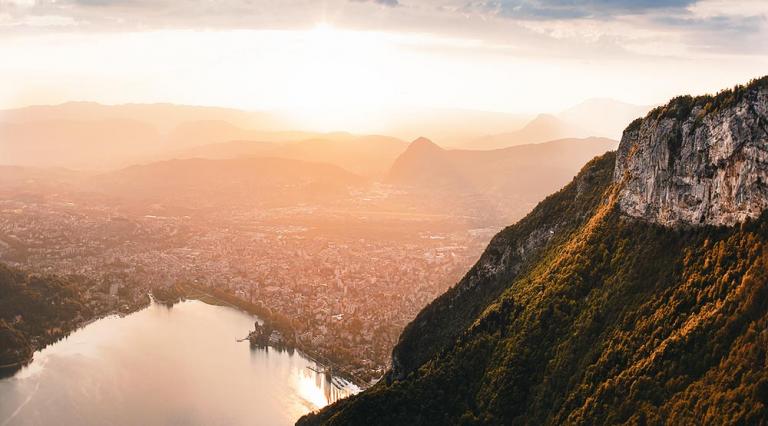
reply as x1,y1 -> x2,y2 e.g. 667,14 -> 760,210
0,99 -> 623,388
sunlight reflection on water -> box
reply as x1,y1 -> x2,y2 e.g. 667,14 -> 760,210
0,300 -> 357,426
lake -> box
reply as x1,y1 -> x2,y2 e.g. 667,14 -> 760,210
0,299 -> 358,426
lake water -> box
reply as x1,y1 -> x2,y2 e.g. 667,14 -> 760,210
0,300 -> 357,426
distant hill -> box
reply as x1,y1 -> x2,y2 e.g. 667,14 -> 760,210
0,102 -> 408,174
161,121 -> 361,152
88,157 -> 364,210
0,102 -> 285,133
469,114 -> 590,150
379,107 -> 533,147
465,99 -> 650,150
387,136 -> 617,223
173,135 -> 407,177
559,98 -> 652,140
0,118 -> 163,170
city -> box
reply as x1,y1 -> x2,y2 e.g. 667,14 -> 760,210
0,184 -> 498,384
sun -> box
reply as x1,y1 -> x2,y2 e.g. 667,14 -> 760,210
271,24 -> 396,132
311,23 -> 335,39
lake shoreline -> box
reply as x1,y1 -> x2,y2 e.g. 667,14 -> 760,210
1,296 -> 353,426
1,294 -> 152,379
0,353 -> 33,375
182,286 -> 370,391
3,284 -> 369,394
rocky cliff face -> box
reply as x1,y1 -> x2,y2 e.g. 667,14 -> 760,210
615,77 -> 768,226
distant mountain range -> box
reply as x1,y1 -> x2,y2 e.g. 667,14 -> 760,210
0,99 -> 640,227
0,129 -> 618,224
173,135 -> 406,177
469,114 -> 590,150
466,99 -> 651,150
0,102 -> 284,133
0,102 -> 529,171
387,136 -> 617,223
0,99 -> 649,172
0,102 -> 408,172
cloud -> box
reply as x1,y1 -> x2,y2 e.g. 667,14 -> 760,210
466,0 -> 699,20
0,0 -> 765,57
658,13 -> 763,32
351,0 -> 400,7
656,13 -> 768,54
72,0 -> 133,5
454,0 -> 767,55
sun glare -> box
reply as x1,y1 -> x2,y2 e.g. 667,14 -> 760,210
295,368 -> 330,410
272,24 -> 397,132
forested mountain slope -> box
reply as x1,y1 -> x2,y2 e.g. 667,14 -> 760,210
298,77 -> 768,425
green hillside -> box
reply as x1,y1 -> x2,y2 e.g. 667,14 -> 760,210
0,265 -> 93,370
298,151 -> 768,425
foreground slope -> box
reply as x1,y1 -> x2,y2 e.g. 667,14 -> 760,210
298,76 -> 768,425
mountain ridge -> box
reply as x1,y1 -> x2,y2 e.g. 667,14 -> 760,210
172,134 -> 407,177
469,114 -> 589,150
297,76 -> 768,426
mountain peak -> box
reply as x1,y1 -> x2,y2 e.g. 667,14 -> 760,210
518,113 -> 565,132
615,75 -> 768,227
409,136 -> 442,151
529,113 -> 559,123
386,137 -> 451,186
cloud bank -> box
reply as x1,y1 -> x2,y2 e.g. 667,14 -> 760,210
0,0 -> 765,57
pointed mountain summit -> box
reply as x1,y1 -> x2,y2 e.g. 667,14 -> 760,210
386,137 -> 454,187
409,136 -> 443,150
400,136 -> 445,157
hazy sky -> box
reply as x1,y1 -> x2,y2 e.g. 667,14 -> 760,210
1,0 -> 767,119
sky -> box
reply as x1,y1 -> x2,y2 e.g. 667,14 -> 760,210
1,0 -> 767,124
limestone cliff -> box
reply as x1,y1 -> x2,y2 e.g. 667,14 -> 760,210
615,76 -> 768,226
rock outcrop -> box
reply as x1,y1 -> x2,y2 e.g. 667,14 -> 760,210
614,76 -> 768,226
